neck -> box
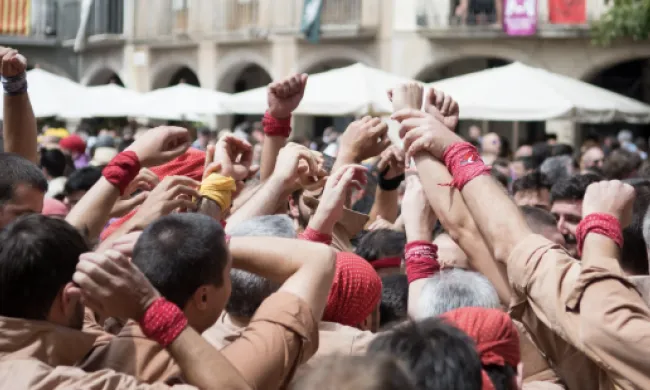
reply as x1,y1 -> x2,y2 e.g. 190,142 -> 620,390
226,313 -> 251,328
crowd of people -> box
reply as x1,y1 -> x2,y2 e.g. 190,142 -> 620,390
0,45 -> 649,390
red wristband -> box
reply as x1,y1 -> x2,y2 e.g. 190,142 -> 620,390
405,241 -> 440,284
102,151 -> 141,196
139,298 -> 188,347
576,213 -> 623,257
299,227 -> 333,245
262,111 -> 291,137
371,256 -> 402,270
441,142 -> 491,191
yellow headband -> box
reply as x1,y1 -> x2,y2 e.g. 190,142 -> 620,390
199,173 -> 237,212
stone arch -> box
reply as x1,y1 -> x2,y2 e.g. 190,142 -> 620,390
215,51 -> 273,92
296,47 -> 377,74
579,52 -> 650,82
150,62 -> 200,90
82,67 -> 125,86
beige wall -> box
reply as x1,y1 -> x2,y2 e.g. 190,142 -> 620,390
77,0 -> 650,139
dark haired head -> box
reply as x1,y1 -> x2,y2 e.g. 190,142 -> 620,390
512,171 -> 552,210
355,229 -> 406,263
368,318 -> 483,390
0,215 -> 88,327
63,167 -> 103,209
379,274 -> 408,328
602,148 -> 642,180
550,143 -> 574,157
133,213 -> 230,332
620,179 -> 650,275
520,205 -> 565,246
0,153 -> 48,228
531,142 -> 551,169
39,148 -> 67,178
550,173 -> 603,204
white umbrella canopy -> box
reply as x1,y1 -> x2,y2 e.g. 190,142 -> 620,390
59,83 -> 142,118
430,62 -> 650,123
0,68 -> 87,118
225,63 -> 420,116
130,83 -> 231,120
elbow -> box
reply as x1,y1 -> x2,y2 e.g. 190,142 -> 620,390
317,246 -> 337,286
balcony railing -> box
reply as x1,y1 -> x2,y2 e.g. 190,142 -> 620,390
134,0 -> 377,40
416,0 -> 605,35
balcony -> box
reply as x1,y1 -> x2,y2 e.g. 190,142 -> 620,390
133,0 -> 379,42
0,0 -> 58,45
416,0 -> 606,38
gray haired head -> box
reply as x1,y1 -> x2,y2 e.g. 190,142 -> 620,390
540,155 -> 575,187
416,269 -> 500,319
226,215 -> 295,318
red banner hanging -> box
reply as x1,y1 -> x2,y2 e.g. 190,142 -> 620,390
549,0 -> 586,24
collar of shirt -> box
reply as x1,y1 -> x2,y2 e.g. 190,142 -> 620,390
0,315 -> 96,367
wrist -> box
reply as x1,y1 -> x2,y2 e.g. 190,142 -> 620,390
2,72 -> 27,96
137,291 -> 161,322
268,109 -> 291,120
139,296 -> 188,347
308,212 -> 336,236
336,149 -> 359,164
405,228 -> 432,242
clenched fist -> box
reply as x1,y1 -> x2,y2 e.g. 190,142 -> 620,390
268,73 -> 308,119
582,180 -> 635,228
0,47 -> 27,77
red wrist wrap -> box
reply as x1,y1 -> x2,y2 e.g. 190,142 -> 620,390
405,241 -> 440,284
262,111 -> 291,137
576,213 -> 623,257
442,142 -> 491,190
139,298 -> 188,347
372,256 -> 402,270
102,151 -> 141,196
299,227 -> 333,245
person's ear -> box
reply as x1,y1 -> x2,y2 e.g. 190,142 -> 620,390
192,285 -> 210,311
61,282 -> 82,319
288,195 -> 300,218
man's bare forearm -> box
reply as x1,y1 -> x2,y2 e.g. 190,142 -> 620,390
229,236 -> 336,319
66,178 -> 121,241
368,188 -> 399,225
226,177 -> 289,232
415,156 -> 511,304
460,174 -> 533,263
260,136 -> 286,181
3,93 -> 37,163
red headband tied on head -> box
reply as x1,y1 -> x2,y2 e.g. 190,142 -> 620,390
441,307 -> 520,390
323,252 -> 383,327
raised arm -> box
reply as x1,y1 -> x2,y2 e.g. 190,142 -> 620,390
67,126 -> 194,241
1,47 -> 37,163
229,236 -> 336,320
260,74 -> 307,181
402,89 -> 511,304
367,145 -> 404,225
73,250 -> 251,390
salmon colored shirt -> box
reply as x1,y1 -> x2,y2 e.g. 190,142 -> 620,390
508,234 -> 650,390
0,315 -> 194,390
84,292 -> 318,390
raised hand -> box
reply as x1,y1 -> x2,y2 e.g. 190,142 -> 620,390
582,180 -> 635,228
338,116 -> 391,163
0,47 -> 27,77
206,134 -> 257,181
401,175 -> 437,241
271,142 -> 325,187
268,73 -> 308,119
108,231 -> 143,258
310,164 -> 368,234
126,126 -> 192,167
388,82 -> 424,111
422,88 -> 460,132
391,109 -> 463,161
73,250 -> 160,321
377,145 -> 406,180
129,176 -> 200,230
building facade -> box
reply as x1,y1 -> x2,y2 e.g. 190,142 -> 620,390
2,0 -> 650,143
